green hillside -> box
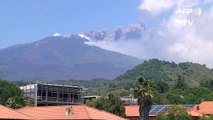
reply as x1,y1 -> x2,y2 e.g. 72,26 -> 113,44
13,59 -> 213,97
114,59 -> 213,86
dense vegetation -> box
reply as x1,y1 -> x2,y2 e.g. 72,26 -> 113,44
0,79 -> 32,109
86,93 -> 125,117
153,75 -> 213,104
200,115 -> 213,120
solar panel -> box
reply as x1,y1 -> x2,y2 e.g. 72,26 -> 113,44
147,104 -> 195,115
184,104 -> 195,108
149,105 -> 169,114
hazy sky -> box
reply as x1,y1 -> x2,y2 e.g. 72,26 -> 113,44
1,0 -> 213,68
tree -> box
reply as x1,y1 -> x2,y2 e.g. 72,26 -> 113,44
208,79 -> 213,91
165,93 -> 183,104
156,105 -> 192,120
133,77 -> 155,120
86,93 -> 125,117
5,96 -> 25,109
0,79 -> 26,109
109,88 -> 129,97
200,79 -> 213,91
174,75 -> 188,90
154,80 -> 169,93
200,115 -> 213,120
5,97 -> 34,109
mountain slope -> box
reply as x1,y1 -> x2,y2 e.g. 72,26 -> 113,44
113,59 -> 213,86
0,35 -> 141,81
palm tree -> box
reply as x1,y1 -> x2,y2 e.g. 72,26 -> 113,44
133,77 -> 155,120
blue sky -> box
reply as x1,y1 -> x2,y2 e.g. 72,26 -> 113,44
1,0 -> 213,67
0,0 -> 147,49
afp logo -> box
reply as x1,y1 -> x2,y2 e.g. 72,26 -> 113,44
175,7 -> 202,16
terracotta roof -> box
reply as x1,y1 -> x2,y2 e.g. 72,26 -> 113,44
124,105 -> 165,117
0,104 -> 33,119
190,101 -> 213,115
188,110 -> 202,117
124,105 -> 139,117
18,105 -> 127,120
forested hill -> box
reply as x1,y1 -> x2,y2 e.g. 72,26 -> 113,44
114,59 -> 213,86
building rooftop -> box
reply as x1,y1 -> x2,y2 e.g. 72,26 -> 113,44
82,95 -> 100,99
18,105 -> 127,120
125,105 -> 139,117
20,82 -> 82,89
0,104 -> 34,119
190,101 -> 213,115
120,97 -> 137,105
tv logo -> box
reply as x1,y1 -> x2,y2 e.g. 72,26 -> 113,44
182,19 -> 194,26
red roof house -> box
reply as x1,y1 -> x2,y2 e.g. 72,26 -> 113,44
18,105 -> 127,120
190,101 -> 213,115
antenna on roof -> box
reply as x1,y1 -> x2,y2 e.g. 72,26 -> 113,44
66,106 -> 73,116
196,105 -> 200,110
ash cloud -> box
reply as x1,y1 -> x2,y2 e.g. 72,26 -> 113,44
114,21 -> 145,40
85,0 -> 213,68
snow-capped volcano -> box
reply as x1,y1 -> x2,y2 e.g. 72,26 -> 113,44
77,33 -> 91,41
0,35 -> 141,81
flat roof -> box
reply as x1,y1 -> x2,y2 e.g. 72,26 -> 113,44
20,82 -> 82,89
